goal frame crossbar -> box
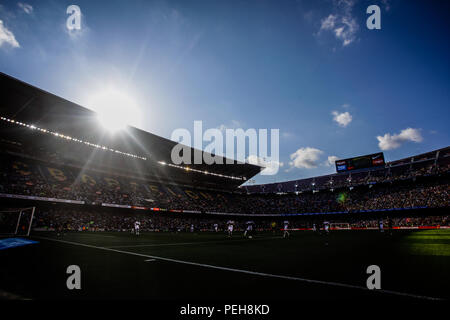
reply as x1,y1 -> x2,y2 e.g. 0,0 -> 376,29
0,207 -> 35,236
330,222 -> 351,230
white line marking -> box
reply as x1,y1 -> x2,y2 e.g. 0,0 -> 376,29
0,290 -> 31,300
109,241 -> 217,248
74,233 -> 119,239
145,259 -> 156,262
107,236 -> 283,248
33,236 -> 443,301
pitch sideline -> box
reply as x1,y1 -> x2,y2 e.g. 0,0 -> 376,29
33,236 -> 443,301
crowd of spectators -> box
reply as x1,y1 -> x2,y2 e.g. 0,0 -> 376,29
0,154 -> 449,215
245,156 -> 450,193
30,207 -> 450,232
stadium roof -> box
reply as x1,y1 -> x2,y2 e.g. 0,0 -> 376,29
0,72 -> 262,190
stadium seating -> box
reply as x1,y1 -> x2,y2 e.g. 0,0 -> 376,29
0,150 -> 448,215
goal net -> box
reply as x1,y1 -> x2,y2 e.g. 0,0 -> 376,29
0,207 -> 35,236
330,222 -> 351,230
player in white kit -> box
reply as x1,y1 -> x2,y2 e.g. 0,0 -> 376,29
227,220 -> 234,237
134,220 -> 141,236
244,221 -> 254,238
214,223 -> 219,232
323,221 -> 330,233
283,220 -> 290,238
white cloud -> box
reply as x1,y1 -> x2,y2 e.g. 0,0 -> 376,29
332,110 -> 352,127
0,20 -> 19,48
377,128 -> 423,151
325,155 -> 339,167
338,16 -> 358,46
320,14 -> 337,30
18,2 -> 33,14
318,0 -> 358,47
289,147 -> 323,169
247,155 -> 283,176
334,26 -> 344,37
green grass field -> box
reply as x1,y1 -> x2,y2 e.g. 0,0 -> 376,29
1,229 -> 449,301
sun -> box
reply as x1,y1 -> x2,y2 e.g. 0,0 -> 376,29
88,89 -> 142,133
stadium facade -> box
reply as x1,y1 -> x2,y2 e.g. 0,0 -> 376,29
0,72 -> 449,220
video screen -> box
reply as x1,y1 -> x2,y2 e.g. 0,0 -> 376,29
335,152 -> 385,172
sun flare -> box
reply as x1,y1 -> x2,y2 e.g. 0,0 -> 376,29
88,88 -> 141,133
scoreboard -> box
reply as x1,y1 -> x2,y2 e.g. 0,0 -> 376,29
335,152 -> 385,173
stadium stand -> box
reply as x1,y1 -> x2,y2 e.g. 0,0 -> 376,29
0,72 -> 449,231
1,137 -> 448,216
243,147 -> 450,194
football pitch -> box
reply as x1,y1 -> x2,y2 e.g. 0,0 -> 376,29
1,229 -> 449,301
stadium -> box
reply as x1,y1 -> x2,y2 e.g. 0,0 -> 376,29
0,72 -> 449,303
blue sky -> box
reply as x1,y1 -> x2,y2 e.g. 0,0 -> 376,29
0,0 -> 449,184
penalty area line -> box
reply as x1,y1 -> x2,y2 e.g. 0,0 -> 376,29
33,236 -> 443,301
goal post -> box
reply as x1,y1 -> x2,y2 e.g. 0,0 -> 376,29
330,222 -> 350,230
0,207 -> 35,236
